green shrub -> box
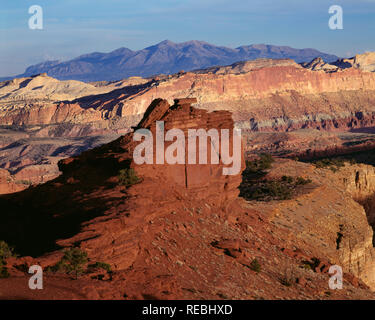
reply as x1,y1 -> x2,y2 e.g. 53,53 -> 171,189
0,241 -> 16,279
118,168 -> 140,187
47,248 -> 88,279
301,257 -> 321,272
15,180 -> 32,185
249,180 -> 292,201
46,249 -> 114,280
240,175 -> 312,202
88,262 -> 112,273
0,261 -> 10,279
281,175 -> 294,183
245,153 -> 274,175
295,177 -> 312,185
313,158 -> 346,172
301,263 -> 313,271
249,259 -> 261,273
0,241 -> 15,260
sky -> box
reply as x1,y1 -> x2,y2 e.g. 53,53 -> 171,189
0,0 -> 374,77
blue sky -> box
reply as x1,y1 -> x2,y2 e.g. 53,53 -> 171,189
0,0 -> 374,76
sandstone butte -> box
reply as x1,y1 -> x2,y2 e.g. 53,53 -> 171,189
1,99 -> 375,300
1,53 -> 375,193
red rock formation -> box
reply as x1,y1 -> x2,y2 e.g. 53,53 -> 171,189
1,99 -> 375,300
0,98 -> 245,266
1,57 -> 375,189
0,168 -> 26,194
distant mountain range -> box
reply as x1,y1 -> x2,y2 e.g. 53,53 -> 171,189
9,40 -> 339,82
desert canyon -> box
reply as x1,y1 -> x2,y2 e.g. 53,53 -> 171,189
1,51 -> 375,299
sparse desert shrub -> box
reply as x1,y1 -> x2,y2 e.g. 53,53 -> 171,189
245,153 -> 274,175
301,257 -> 321,272
240,175 -> 312,202
313,158 -> 346,172
15,180 -> 32,185
281,175 -> 294,183
47,249 -> 113,280
0,241 -> 15,260
249,259 -> 261,273
0,260 -> 10,279
118,168 -> 141,187
0,241 -> 16,279
88,262 -> 112,273
301,263 -> 313,271
295,177 -> 312,185
248,180 -> 293,201
47,247 -> 88,279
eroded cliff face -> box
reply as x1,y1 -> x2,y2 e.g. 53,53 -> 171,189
0,168 -> 28,194
339,164 -> 375,235
1,100 -> 375,299
315,163 -> 375,288
72,62 -> 375,133
256,160 -> 375,290
1,57 -> 375,132
1,56 -> 375,190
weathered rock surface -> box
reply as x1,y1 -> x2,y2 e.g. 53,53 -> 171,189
1,99 -> 375,300
2,55 -> 375,132
260,160 -> 375,290
301,57 -> 339,72
0,168 -> 27,194
333,52 -> 375,72
1,54 -> 375,190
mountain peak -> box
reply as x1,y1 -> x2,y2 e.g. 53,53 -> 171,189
157,40 -> 176,46
16,41 -> 339,82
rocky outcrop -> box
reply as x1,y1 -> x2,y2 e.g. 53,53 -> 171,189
1,54 -> 375,191
340,164 -> 375,239
333,52 -> 375,72
71,61 -> 375,131
258,160 -> 375,290
0,168 -> 27,194
1,100 -> 375,299
0,98 -> 245,265
0,73 -> 139,103
301,57 -> 338,72
2,56 -> 375,132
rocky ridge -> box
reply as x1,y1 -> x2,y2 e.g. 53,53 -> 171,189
1,53 -> 375,190
11,41 -> 338,82
0,99 -> 374,300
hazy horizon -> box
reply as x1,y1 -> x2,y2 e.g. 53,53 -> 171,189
1,0 -> 374,77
